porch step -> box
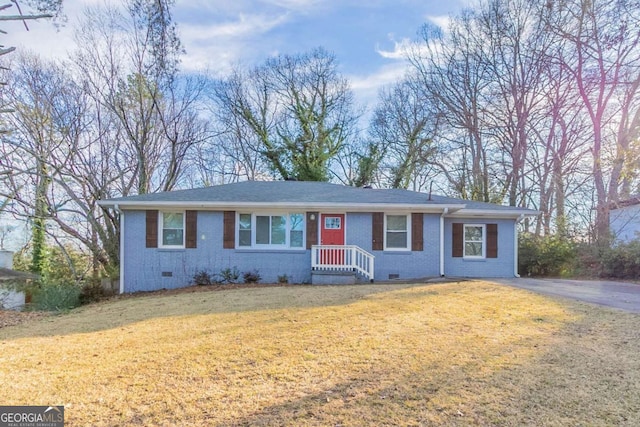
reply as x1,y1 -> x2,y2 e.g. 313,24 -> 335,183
311,270 -> 356,285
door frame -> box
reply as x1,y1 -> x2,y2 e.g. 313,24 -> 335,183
320,213 -> 346,246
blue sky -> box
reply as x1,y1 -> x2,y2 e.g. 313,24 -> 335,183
8,0 -> 466,105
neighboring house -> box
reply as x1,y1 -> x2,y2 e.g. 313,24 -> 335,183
0,250 -> 36,310
98,181 -> 538,293
610,196 -> 640,242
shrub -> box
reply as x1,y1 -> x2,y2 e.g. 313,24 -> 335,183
31,280 -> 81,311
220,267 -> 240,284
519,233 -> 577,277
243,270 -> 261,284
600,239 -> 640,279
79,279 -> 106,305
278,274 -> 289,284
193,269 -> 218,286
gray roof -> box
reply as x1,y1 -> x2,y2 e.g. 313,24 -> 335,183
99,181 -> 538,217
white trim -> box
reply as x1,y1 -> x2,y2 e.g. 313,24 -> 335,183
514,214 -> 524,277
463,224 -> 486,259
439,208 -> 448,276
99,200 -> 468,213
384,213 -> 411,251
447,208 -> 539,218
115,204 -> 125,294
158,211 -> 186,249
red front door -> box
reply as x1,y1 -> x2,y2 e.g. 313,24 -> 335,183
320,214 -> 345,264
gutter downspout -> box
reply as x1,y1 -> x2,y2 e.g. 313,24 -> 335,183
440,208 -> 448,277
514,214 -> 524,278
114,204 -> 125,294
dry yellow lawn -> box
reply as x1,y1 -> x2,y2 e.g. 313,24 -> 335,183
1,280 -> 639,426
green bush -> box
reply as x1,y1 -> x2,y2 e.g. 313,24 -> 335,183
519,233 -> 577,277
31,280 -> 81,311
600,240 -> 640,279
220,267 -> 240,284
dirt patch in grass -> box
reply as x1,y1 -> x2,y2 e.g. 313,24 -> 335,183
0,310 -> 49,329
1,281 -> 639,426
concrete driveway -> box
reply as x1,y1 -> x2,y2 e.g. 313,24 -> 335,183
491,277 -> 640,313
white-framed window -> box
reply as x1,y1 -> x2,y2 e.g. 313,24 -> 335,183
384,214 -> 411,250
159,211 -> 185,248
237,212 -> 305,249
324,216 -> 342,229
464,224 -> 485,258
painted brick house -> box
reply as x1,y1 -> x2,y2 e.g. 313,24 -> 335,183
99,181 -> 538,293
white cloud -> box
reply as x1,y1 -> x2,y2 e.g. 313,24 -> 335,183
375,37 -> 414,60
181,13 -> 290,40
426,14 -> 451,30
348,62 -> 411,116
178,12 -> 290,74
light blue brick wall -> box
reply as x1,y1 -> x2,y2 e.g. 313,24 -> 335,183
346,212 -> 441,280
443,218 -> 516,278
122,210 -> 517,292
122,210 -> 311,292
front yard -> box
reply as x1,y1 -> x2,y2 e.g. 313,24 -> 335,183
1,281 -> 639,426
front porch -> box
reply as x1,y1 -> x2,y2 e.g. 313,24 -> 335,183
310,245 -> 375,284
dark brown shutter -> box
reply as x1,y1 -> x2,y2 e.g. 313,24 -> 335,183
223,211 -> 235,249
185,210 -> 198,248
372,212 -> 384,251
146,210 -> 158,248
411,213 -> 424,251
306,212 -> 318,249
487,223 -> 498,258
452,223 -> 463,257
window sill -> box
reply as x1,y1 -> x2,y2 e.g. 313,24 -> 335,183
383,250 -> 412,254
234,248 -> 307,254
462,257 -> 486,261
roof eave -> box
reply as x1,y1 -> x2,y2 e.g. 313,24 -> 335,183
98,200 -> 467,213
447,208 -> 540,219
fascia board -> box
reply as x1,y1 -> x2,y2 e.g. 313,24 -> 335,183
98,200 -> 467,213
447,208 -> 540,218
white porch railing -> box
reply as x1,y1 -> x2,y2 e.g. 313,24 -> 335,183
311,245 -> 375,282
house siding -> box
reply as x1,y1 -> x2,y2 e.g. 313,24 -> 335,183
123,210 -> 312,292
443,218 -> 516,278
610,204 -> 640,242
122,210 -> 517,292
346,212 -> 440,280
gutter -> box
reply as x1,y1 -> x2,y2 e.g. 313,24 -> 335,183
114,204 -> 125,294
440,208 -> 448,277
514,214 -> 525,278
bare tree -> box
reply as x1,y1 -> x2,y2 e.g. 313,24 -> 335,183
547,0 -> 640,243
210,48 -> 359,182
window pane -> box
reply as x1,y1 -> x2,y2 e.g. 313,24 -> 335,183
256,216 -> 269,244
386,232 -> 407,248
290,214 -> 304,247
239,214 -> 251,230
162,229 -> 183,246
290,230 -> 303,247
290,214 -> 303,231
465,242 -> 483,256
271,215 -> 286,245
324,217 -> 341,229
163,212 -> 183,229
239,230 -> 251,247
465,226 -> 482,241
387,215 -> 407,231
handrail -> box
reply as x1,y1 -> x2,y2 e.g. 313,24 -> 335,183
311,245 -> 375,282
